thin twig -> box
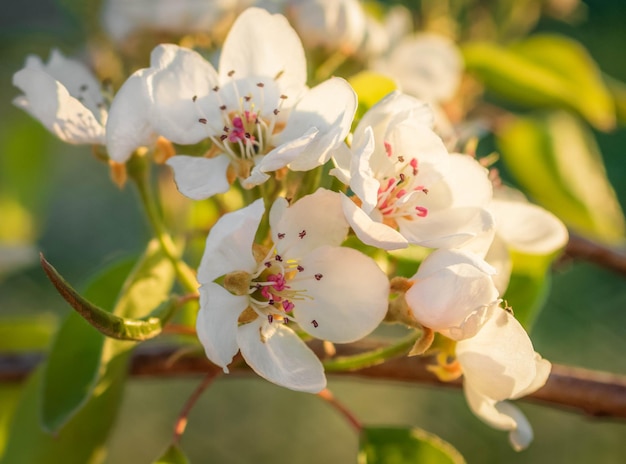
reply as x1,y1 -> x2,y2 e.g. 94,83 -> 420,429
564,233 -> 626,276
172,370 -> 219,444
2,342 -> 625,419
318,388 -> 362,433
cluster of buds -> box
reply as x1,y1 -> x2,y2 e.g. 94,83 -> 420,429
12,4 -> 569,452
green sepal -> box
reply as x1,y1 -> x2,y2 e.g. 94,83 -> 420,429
358,426 -> 466,464
153,444 -> 191,464
463,34 -> 615,131
40,253 -> 178,341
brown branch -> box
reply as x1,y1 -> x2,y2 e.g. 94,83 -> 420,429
2,342 -> 625,419
564,233 -> 626,276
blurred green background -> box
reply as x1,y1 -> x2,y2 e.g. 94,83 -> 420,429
1,1 -> 625,463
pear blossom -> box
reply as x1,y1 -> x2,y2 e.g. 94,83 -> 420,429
333,91 -> 494,251
126,7 -> 356,199
485,186 -> 569,293
101,0 -> 245,43
12,49 -> 107,145
286,0 -> 367,54
196,188 -> 389,392
404,249 -> 500,340
456,302 -> 551,450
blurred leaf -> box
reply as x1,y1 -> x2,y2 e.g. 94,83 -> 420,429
348,71 -> 397,129
39,258 -> 133,435
503,252 -> 555,330
39,239 -> 175,435
153,444 -> 190,464
463,35 -> 615,130
497,111 -> 625,243
0,117 -> 55,215
604,74 -> 626,125
0,316 -> 56,352
359,427 -> 466,464
0,385 -> 21,457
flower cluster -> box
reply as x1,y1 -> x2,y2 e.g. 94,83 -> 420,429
12,4 -> 569,452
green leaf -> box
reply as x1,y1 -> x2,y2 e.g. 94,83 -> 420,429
153,444 -> 190,464
604,74 -> 626,125
0,385 -> 21,457
40,252 -> 179,342
497,111 -> 625,243
463,35 -> 615,130
38,240 -> 175,435
348,71 -> 397,129
0,316 -> 56,352
503,252 -> 555,330
359,427 -> 466,464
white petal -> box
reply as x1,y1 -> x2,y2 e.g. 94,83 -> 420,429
354,91 -> 433,149
456,305 -> 548,400
243,127 -> 319,188
464,385 -> 534,451
329,143 -> 352,184
491,200 -> 569,255
13,68 -> 105,145
271,189 -> 348,258
166,154 -> 231,200
196,283 -> 247,372
398,207 -> 495,250
197,198 -> 264,283
405,249 -> 498,334
278,78 -> 357,171
219,8 -> 307,100
341,193 -> 408,250
385,33 -> 463,102
445,154 -> 492,207
148,44 -> 220,144
106,70 -> 157,162
348,126 -> 379,214
484,235 -> 512,294
292,245 -> 389,342
43,49 -> 106,118
237,319 -> 326,393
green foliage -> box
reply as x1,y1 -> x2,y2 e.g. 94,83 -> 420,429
0,241 -> 175,463
348,71 -> 397,129
0,317 -> 55,352
463,35 -> 615,131
359,427 -> 466,464
497,111 -> 625,244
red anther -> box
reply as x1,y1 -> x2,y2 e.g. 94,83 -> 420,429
275,255 -> 283,262
228,70 -> 235,77
297,265 -> 304,272
273,109 -> 280,115
311,320 -> 318,328
192,95 -> 198,102
257,82 -> 265,87
198,118 -> 207,124
220,105 -> 227,110
277,232 -> 286,239
298,230 -> 306,239
314,274 -> 323,281
212,86 -> 219,92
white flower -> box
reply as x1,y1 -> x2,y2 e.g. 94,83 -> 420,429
286,0 -> 367,54
127,7 -> 356,199
404,249 -> 499,340
196,189 -> 389,392
333,91 -> 494,251
485,186 -> 569,293
12,49 -> 107,145
101,0 -> 243,42
456,302 -> 551,451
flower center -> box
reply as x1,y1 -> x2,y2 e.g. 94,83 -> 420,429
194,69 -> 288,178
377,141 -> 429,227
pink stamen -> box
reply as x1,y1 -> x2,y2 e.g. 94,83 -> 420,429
282,300 -> 294,312
415,206 -> 428,217
384,141 -> 393,157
